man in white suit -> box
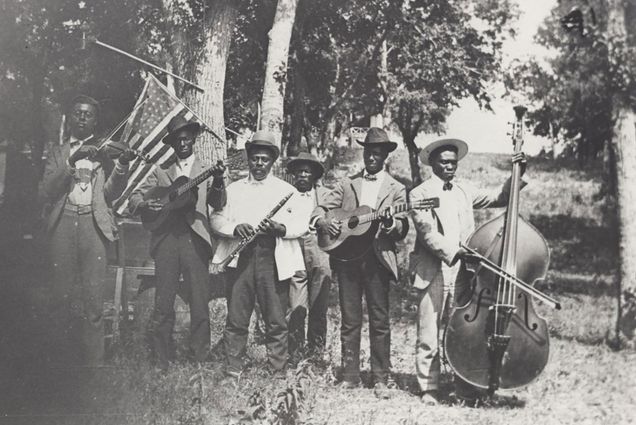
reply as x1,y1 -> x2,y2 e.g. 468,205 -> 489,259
409,138 -> 526,405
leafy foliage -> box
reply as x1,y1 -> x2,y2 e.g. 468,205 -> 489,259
507,0 -> 636,163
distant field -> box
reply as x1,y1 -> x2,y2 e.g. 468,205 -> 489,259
1,148 -> 633,425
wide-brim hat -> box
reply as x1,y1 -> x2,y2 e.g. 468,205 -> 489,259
420,138 -> 469,165
286,152 -> 324,179
163,115 -> 201,145
245,130 -> 280,160
356,127 -> 398,152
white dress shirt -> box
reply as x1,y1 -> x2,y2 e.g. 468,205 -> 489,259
175,155 -> 195,178
210,174 -> 308,280
360,170 -> 386,208
429,174 -> 462,283
68,135 -> 95,205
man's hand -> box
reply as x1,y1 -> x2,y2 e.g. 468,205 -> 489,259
258,218 -> 286,237
211,160 -> 226,188
234,223 -> 255,239
139,199 -> 163,212
316,217 -> 341,238
69,145 -> 98,166
380,208 -> 394,228
212,160 -> 226,177
118,149 -> 137,165
512,152 -> 527,176
455,246 -> 481,264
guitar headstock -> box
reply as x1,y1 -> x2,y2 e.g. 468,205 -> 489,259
413,197 -> 440,210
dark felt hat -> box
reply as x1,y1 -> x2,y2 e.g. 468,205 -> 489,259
163,115 -> 201,145
245,130 -> 280,159
68,94 -> 100,115
420,138 -> 469,165
356,127 -> 397,152
286,152 -> 324,179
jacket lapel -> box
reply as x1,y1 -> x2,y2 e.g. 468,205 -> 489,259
61,143 -> 71,166
350,172 -> 363,208
375,173 -> 394,210
189,156 -> 202,179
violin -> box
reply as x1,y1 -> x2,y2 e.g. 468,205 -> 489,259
78,135 -> 150,163
443,106 -> 560,395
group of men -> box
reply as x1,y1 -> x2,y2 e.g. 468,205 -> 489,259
40,94 -> 526,406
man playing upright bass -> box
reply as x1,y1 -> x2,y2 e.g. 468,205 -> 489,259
409,138 -> 526,405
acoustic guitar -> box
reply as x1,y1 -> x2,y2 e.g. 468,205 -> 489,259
140,165 -> 219,233
317,197 -> 439,261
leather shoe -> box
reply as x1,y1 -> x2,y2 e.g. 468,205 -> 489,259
336,380 -> 360,390
373,382 -> 395,400
421,390 -> 440,406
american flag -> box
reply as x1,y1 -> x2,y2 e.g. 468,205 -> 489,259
113,74 -> 197,215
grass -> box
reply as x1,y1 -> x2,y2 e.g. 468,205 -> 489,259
1,148 -> 634,424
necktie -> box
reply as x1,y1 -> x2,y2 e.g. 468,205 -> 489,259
443,181 -> 453,191
364,173 -> 377,181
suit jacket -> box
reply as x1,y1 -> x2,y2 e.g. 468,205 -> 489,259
409,176 -> 524,290
128,156 -> 214,258
311,170 -> 409,280
39,141 -> 129,242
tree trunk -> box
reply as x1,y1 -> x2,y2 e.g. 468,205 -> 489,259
607,0 -> 636,344
184,0 -> 237,166
260,0 -> 299,152
403,133 -> 422,187
612,107 -> 636,342
287,59 -> 305,157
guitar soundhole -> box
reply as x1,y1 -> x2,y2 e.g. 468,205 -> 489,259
348,216 -> 359,229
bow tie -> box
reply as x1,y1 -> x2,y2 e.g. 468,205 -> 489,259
299,191 -> 313,197
443,181 -> 453,191
364,173 -> 378,181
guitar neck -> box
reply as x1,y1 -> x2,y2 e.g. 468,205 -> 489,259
358,203 -> 410,224
177,167 -> 215,195
357,198 -> 438,224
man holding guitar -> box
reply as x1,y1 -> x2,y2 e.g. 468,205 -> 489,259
409,138 -> 526,405
128,116 -> 225,369
311,128 -> 409,399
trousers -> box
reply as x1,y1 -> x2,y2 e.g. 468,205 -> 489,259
224,236 -> 289,372
48,209 -> 107,366
151,221 -> 211,366
333,249 -> 392,384
288,233 -> 331,355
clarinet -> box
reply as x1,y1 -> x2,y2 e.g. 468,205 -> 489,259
211,191 -> 294,274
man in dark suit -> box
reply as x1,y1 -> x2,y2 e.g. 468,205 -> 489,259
128,116 -> 224,369
286,153 -> 332,362
311,128 -> 409,398
40,95 -> 134,366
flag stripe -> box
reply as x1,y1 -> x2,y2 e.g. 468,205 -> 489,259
112,75 -> 202,215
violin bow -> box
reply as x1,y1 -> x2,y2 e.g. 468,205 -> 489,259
461,243 -> 562,310
95,99 -> 151,163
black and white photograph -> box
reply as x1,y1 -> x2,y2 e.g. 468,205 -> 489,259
0,0 -> 635,423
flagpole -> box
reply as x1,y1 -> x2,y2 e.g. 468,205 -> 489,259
89,37 -> 204,92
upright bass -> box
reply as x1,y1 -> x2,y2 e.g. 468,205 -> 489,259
443,106 -> 561,395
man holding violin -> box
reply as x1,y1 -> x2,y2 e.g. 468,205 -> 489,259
409,138 -> 526,405
40,94 -> 135,366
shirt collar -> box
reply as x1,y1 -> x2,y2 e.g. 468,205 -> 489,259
69,134 -> 94,146
246,173 -> 272,185
362,169 -> 385,181
431,173 -> 454,189
176,154 -> 194,168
